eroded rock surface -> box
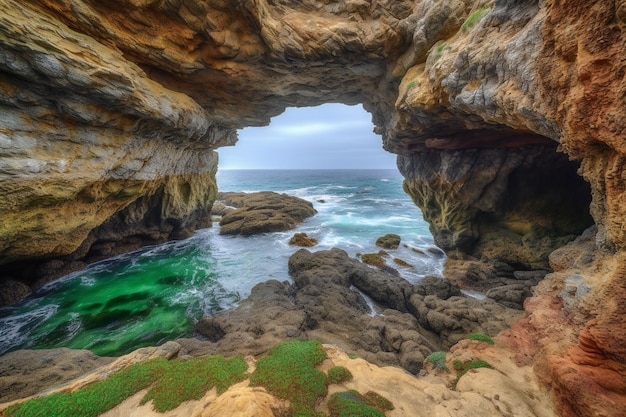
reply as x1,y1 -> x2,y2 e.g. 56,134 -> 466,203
1,0 -> 626,414
0,348 -> 114,403
194,249 -> 520,374
0,342 -> 557,417
215,192 -> 317,235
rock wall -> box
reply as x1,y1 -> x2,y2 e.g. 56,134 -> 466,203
1,0 -> 626,415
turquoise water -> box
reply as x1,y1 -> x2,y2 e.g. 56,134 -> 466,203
0,169 -> 444,356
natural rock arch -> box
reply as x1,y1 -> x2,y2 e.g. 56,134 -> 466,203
1,1 -> 625,415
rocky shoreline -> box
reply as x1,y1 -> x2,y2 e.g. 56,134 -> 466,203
0,245 -> 520,405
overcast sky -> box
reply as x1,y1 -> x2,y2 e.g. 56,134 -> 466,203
217,103 -> 397,170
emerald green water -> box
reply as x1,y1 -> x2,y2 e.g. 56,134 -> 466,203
0,238 -> 239,356
1,169 -> 445,358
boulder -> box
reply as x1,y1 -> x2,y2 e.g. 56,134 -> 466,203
289,232 -> 318,247
375,234 -> 401,250
217,192 -> 317,235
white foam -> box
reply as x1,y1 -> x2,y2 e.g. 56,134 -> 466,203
0,304 -> 58,354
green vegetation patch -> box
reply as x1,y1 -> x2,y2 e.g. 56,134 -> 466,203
467,333 -> 494,344
328,390 -> 390,417
461,6 -> 491,32
5,355 -> 248,417
327,366 -> 353,384
140,355 -> 248,412
362,391 -> 394,411
426,351 -> 448,369
453,359 -> 494,387
250,340 -> 328,415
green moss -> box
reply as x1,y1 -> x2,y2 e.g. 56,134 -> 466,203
140,355 -> 248,412
405,80 -> 416,92
467,333 -> 494,344
347,353 -> 359,359
426,351 -> 448,369
362,391 -> 394,411
436,43 -> 447,54
250,340 -> 327,415
5,355 -> 248,417
461,6 -> 491,32
328,366 -> 353,384
328,391 -> 386,417
453,359 -> 494,387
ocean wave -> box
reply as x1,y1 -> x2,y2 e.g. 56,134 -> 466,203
0,304 -> 58,354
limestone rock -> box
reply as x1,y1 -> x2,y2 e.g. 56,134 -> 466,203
217,192 -> 317,235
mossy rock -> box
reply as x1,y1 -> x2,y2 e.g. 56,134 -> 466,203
5,355 -> 248,417
393,257 -> 413,267
328,390 -> 386,417
375,234 -> 401,250
426,351 -> 447,370
361,253 -> 387,269
327,390 -> 393,416
290,232 -> 318,247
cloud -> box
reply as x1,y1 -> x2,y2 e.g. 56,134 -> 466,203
218,103 -> 396,170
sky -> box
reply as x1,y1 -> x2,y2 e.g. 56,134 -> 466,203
217,103 -> 397,170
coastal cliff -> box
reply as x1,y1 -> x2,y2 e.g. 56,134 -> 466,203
1,0 -> 625,415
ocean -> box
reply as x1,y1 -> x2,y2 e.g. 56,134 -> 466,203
0,169 -> 445,356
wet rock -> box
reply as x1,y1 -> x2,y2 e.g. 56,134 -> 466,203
414,275 -> 463,300
217,192 -> 317,236
289,232 -> 318,247
375,234 -> 401,250
195,248 -> 519,375
407,292 -> 520,349
0,279 -> 32,306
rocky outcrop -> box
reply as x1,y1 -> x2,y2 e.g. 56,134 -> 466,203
289,232 -> 318,247
215,192 -> 317,235
0,348 -> 114,403
0,342 -> 556,417
194,249 -> 520,374
1,0 -> 626,414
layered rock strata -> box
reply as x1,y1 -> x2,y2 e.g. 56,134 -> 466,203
1,0 -> 626,415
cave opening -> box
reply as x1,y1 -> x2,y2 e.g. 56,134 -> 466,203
215,103 -> 446,282
398,132 -> 595,308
